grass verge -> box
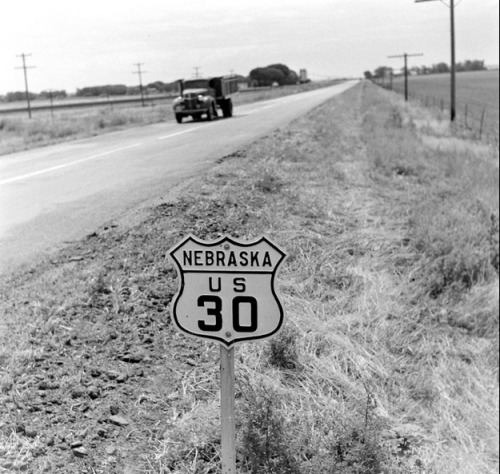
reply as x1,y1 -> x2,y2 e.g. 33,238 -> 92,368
0,81 -> 498,473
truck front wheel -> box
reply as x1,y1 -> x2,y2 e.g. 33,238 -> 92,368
175,114 -> 183,124
206,105 -> 215,121
222,99 -> 233,118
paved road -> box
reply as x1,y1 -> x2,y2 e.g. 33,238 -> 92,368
0,81 -> 357,274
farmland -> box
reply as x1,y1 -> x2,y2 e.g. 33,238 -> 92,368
390,70 -> 499,141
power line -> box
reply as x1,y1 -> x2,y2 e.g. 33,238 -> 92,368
133,63 -> 146,107
388,53 -> 424,101
15,53 -> 36,119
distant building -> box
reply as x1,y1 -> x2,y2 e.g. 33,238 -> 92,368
299,69 -> 310,83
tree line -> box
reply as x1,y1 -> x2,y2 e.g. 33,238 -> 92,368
3,89 -> 68,103
75,81 -> 181,98
365,59 -> 487,79
1,63 -> 304,103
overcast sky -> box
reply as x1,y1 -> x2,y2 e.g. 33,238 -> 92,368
1,0 -> 498,94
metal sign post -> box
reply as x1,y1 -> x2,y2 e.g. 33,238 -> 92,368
220,346 -> 236,473
169,235 -> 286,473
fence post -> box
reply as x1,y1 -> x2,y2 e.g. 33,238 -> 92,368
464,104 -> 468,129
479,107 -> 487,140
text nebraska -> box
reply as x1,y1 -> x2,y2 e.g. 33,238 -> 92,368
183,250 -> 273,268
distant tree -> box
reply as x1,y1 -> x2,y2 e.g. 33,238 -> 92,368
267,63 -> 299,85
431,62 -> 450,74
147,81 -> 168,93
374,66 -> 392,78
76,85 -> 127,97
150,81 -> 180,93
249,63 -> 298,87
420,65 -> 431,75
106,85 -> 127,96
250,67 -> 282,87
364,71 -> 373,80
286,69 -> 299,85
456,60 -> 486,72
126,86 -> 141,95
6,91 -> 36,102
39,90 -> 67,99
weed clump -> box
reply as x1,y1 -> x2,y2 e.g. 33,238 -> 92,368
240,384 -> 300,474
265,324 -> 301,371
254,169 -> 285,194
239,381 -> 412,474
410,197 -> 499,298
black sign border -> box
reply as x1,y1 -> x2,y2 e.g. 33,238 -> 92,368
169,234 -> 287,347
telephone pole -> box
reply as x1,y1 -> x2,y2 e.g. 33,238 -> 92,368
133,63 -> 146,106
416,0 -> 457,121
193,67 -> 201,78
388,53 -> 424,101
16,53 -> 36,119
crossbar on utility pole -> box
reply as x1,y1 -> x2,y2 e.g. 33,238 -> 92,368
133,63 -> 146,107
416,0 -> 457,121
388,53 -> 424,101
15,53 -> 36,119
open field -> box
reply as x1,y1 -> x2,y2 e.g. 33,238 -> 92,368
0,80 -> 344,157
0,82 -> 498,473
0,94 -> 175,114
389,70 -> 499,142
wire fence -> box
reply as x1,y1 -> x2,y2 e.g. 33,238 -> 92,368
374,80 -> 499,145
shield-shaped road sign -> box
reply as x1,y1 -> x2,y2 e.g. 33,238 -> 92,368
169,235 -> 287,346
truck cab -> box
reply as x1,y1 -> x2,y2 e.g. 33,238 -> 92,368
173,76 -> 238,123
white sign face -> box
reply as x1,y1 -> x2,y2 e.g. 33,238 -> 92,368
169,235 -> 286,346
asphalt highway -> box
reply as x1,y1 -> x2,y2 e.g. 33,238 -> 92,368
0,81 -> 357,274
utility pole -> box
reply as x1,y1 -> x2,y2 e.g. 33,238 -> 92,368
133,63 -> 146,107
16,53 -> 36,119
48,89 -> 55,121
388,53 -> 424,101
416,0 -> 457,121
193,67 -> 201,78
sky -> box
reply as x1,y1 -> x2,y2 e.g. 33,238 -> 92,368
1,0 -> 498,95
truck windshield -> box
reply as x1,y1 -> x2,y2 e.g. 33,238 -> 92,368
183,79 -> 210,89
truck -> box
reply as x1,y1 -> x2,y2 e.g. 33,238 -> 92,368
172,75 -> 239,124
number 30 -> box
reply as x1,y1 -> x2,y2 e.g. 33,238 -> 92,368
197,295 -> 258,333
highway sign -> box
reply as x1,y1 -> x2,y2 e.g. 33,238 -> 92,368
169,235 -> 287,347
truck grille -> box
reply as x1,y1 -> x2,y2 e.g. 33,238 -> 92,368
185,98 -> 198,109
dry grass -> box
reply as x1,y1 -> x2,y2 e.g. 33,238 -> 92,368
0,81 -> 498,473
0,103 -> 173,155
